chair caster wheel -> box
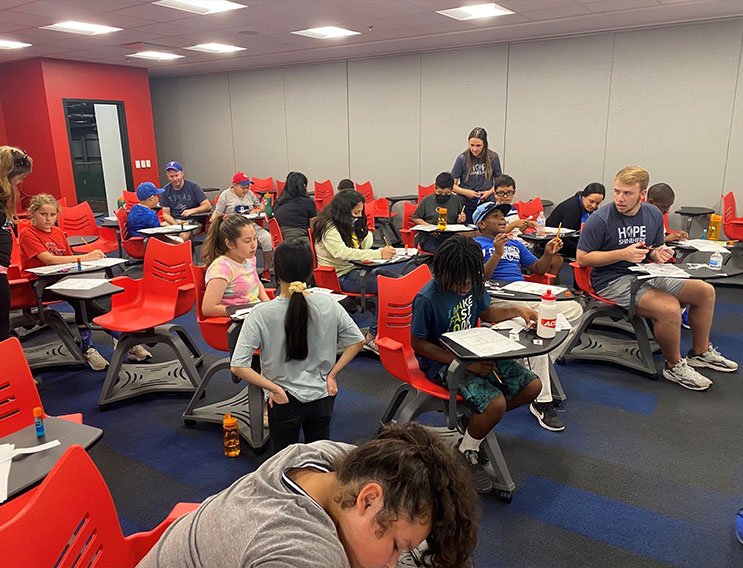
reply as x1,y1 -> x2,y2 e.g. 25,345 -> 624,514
184,419 -> 196,427
649,373 -> 659,381
498,491 -> 513,503
555,357 -> 566,365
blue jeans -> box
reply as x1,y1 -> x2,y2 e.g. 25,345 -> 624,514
338,265 -> 407,336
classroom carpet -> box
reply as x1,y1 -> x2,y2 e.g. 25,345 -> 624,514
34,284 -> 743,568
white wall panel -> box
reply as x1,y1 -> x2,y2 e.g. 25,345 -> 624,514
283,61 -> 349,186
506,34 -> 613,202
229,67 -> 288,182
348,54 -> 420,196
606,21 -> 742,216
420,46 -> 508,188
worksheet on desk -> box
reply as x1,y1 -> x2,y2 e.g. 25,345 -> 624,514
139,224 -> 199,234
46,278 -> 109,291
676,239 -> 730,253
442,327 -> 525,358
83,257 -> 127,268
502,281 -> 567,295
628,263 -> 690,278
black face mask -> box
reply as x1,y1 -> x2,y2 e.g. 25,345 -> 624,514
353,216 -> 366,230
435,194 -> 450,205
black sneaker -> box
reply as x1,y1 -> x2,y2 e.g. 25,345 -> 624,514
530,401 -> 565,432
456,444 -> 493,494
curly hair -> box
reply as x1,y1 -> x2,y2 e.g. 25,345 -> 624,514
333,423 -> 478,568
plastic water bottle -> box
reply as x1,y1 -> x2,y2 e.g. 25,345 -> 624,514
537,289 -> 557,339
708,251 -> 723,271
536,211 -> 546,237
264,195 -> 273,218
436,207 -> 447,231
223,413 -> 240,457
33,407 -> 45,438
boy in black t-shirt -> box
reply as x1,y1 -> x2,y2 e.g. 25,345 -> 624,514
411,172 -> 465,253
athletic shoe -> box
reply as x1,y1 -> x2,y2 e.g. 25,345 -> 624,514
363,337 -> 379,356
687,345 -> 739,373
662,359 -> 712,391
681,307 -> 690,330
736,508 -> 743,545
83,347 -> 109,371
456,443 -> 493,494
128,344 -> 152,362
529,401 -> 565,432
260,269 -> 272,283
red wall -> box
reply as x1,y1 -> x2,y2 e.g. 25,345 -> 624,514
0,99 -> 7,146
0,57 -> 159,206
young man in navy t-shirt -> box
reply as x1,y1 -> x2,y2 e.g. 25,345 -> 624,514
577,166 -> 737,390
411,236 -> 541,493
161,161 -> 211,240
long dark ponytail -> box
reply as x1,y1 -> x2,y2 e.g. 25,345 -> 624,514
274,240 -> 314,361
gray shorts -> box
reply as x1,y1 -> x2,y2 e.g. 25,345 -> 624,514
598,274 -> 686,309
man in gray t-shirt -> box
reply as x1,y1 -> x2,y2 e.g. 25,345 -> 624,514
137,424 -> 479,568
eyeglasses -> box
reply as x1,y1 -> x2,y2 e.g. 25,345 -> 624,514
495,190 -> 515,197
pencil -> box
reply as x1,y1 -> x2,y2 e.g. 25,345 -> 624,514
460,206 -> 465,215
79,235 -> 106,258
555,223 -> 562,239
383,236 -> 391,247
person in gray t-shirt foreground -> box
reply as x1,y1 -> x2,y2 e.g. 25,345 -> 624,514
138,423 -> 478,568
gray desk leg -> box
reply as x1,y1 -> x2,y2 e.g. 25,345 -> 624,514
446,359 -> 465,430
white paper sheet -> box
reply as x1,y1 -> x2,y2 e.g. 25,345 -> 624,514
0,439 -> 60,503
394,248 -> 418,256
628,263 -> 690,278
410,224 -> 474,233
26,257 -> 126,276
307,288 -> 347,302
85,257 -> 127,268
502,281 -> 568,295
676,239 -> 731,253
442,327 -> 526,358
46,278 -> 109,291
139,224 -> 199,235
541,226 -> 577,236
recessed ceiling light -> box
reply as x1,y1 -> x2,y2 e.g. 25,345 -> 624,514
129,51 -> 184,61
0,39 -> 31,49
40,21 -> 122,35
436,3 -> 513,21
291,26 -> 360,40
185,43 -> 245,54
152,0 -> 247,15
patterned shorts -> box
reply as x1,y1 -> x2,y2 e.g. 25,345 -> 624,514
436,359 -> 538,414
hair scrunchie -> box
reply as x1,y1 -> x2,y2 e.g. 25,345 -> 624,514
288,281 -> 307,295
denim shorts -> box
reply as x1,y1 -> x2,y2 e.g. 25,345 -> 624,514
598,274 -> 686,309
435,359 -> 538,414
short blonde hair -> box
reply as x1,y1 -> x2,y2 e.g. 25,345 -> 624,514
615,166 -> 649,191
28,193 -> 60,216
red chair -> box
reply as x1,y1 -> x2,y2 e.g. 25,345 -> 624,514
122,190 -> 139,211
400,202 -> 416,248
276,179 -> 285,197
0,445 -> 199,567
372,197 -> 398,220
355,182 -> 376,231
514,197 -> 544,220
557,262 -> 659,379
267,217 -> 283,248
57,202 -> 119,254
375,266 -> 516,501
116,206 -> 145,261
722,191 -> 743,240
417,183 -> 435,202
0,337 -> 82,438
251,177 -> 275,194
93,239 -> 203,408
313,180 -> 334,212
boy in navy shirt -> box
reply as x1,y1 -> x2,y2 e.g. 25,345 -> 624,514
411,236 -> 541,493
127,182 -> 166,237
473,201 -> 583,431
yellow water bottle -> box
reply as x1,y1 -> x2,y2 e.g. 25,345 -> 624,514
707,214 -> 722,241
436,207 -> 447,231
223,413 -> 240,457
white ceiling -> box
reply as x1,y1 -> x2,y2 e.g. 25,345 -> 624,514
1,0 -> 742,78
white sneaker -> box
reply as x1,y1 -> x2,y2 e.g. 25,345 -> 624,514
83,347 -> 109,371
687,345 -> 739,373
662,359 -> 712,391
128,344 -> 152,362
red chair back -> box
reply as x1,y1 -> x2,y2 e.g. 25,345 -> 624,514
276,180 -> 285,197
515,197 -> 543,220
123,191 -> 139,211
373,197 -> 392,219
417,184 -> 435,202
117,207 -> 146,259
191,265 -> 231,352
400,202 -> 416,248
722,191 -> 743,240
569,261 -> 615,305
268,217 -> 283,248
377,265 -> 431,348
307,228 -> 317,268
0,445 -> 198,567
0,337 -> 45,436
313,180 -> 334,211
313,265 -> 343,292
57,202 -> 97,236
355,181 -> 375,205
252,177 -> 275,192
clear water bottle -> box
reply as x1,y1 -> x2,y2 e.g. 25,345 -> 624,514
708,251 -> 723,270
536,211 -> 546,237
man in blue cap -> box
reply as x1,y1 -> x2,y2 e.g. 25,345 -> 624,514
161,161 -> 211,240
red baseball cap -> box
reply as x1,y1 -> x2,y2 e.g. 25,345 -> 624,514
232,172 -> 253,186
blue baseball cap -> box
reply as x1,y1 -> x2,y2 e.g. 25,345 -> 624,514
136,182 -> 165,200
165,161 -> 183,172
473,202 -> 512,225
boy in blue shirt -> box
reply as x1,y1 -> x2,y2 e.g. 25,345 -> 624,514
127,182 -> 168,237
473,201 -> 583,432
411,236 -> 541,493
